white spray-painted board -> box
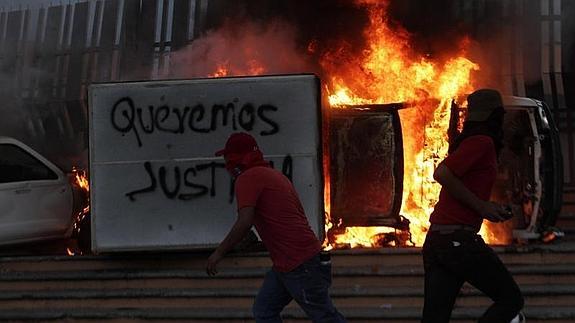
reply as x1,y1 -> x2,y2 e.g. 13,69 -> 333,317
88,74 -> 323,252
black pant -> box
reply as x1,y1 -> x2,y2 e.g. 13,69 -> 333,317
421,230 -> 524,323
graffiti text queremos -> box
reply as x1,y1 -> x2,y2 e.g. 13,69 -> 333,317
111,97 -> 280,147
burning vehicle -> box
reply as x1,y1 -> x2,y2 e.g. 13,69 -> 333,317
0,137 -> 90,252
1,94 -> 561,255
324,95 -> 563,248
85,74 -> 563,254
460,96 -> 563,243
0,84 -> 562,252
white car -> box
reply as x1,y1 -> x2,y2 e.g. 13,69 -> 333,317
0,137 -> 80,246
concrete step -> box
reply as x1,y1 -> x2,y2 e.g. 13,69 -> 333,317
1,264 -> 574,291
1,243 -> 575,273
0,252 -> 272,272
1,243 -> 575,321
0,284 -> 573,308
556,214 -> 575,234
0,306 -> 573,322
560,187 -> 575,217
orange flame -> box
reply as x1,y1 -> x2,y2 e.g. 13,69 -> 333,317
73,167 -> 90,192
209,64 -> 229,78
71,167 -> 90,249
320,1 -> 492,248
208,59 -> 266,78
201,1 -> 508,248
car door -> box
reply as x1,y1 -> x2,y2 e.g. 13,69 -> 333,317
0,140 -> 73,244
448,97 -> 563,240
328,105 -> 406,231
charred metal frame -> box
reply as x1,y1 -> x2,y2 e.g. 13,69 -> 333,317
328,103 -> 406,229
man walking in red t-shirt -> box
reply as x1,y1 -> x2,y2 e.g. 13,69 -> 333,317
206,132 -> 346,323
422,89 -> 524,323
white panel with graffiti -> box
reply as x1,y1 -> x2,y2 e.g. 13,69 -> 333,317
88,74 -> 322,252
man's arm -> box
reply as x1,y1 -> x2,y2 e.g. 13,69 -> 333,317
434,163 -> 506,222
206,206 -> 255,276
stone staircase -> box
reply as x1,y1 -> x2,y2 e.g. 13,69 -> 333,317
557,188 -> 575,236
1,242 -> 575,322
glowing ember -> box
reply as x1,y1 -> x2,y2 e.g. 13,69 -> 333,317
209,64 -> 229,78
207,59 -> 266,78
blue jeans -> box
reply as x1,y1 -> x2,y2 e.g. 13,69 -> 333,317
422,230 -> 524,323
253,253 -> 346,323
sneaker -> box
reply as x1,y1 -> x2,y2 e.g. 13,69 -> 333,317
510,311 -> 526,323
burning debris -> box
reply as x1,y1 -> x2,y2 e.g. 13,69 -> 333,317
69,167 -> 91,255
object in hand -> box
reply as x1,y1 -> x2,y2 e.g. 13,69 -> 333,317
501,205 -> 514,220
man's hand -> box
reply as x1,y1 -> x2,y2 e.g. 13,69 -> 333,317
434,163 -> 511,223
206,250 -> 223,276
206,207 -> 256,277
478,201 -> 508,223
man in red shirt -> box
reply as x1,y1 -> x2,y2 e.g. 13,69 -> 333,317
422,89 -> 525,323
206,132 -> 346,323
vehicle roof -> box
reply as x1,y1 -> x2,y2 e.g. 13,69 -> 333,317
502,95 -> 541,108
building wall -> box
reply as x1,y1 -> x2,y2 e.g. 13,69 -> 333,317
454,0 -> 575,192
0,0 -> 206,170
0,0 -> 573,192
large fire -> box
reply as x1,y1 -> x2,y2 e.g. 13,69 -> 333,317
317,1 -> 490,248
201,1 -> 510,248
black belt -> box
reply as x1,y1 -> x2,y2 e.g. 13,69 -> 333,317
429,223 -> 479,234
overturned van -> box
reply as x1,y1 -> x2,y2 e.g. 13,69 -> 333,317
327,95 -> 563,245
89,74 -> 563,252
452,96 -> 563,240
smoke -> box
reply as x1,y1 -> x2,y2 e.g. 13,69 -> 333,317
0,73 -> 29,141
384,0 -> 575,98
171,0 -> 369,79
172,0 -> 498,87
385,0 -> 472,59
170,19 -> 314,78
384,0 -> 506,94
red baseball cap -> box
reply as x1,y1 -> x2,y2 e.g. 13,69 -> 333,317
215,132 -> 260,157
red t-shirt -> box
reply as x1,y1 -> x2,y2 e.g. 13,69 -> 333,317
235,166 -> 322,272
430,135 -> 498,228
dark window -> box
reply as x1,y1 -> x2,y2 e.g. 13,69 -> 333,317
0,144 -> 58,183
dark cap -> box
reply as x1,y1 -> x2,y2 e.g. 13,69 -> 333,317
466,89 -> 504,122
215,132 -> 260,157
